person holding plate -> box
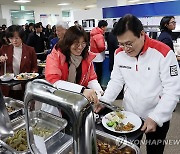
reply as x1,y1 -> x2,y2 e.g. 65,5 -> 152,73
41,25 -> 103,116
0,25 -> 38,100
96,14 -> 180,154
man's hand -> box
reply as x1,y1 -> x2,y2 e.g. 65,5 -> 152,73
83,89 -> 99,104
141,117 -> 157,133
94,103 -> 105,113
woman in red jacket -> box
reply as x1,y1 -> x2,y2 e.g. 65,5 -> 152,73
42,26 -> 103,115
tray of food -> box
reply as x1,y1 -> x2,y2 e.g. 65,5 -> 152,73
4,97 -> 24,120
58,130 -> 140,154
14,73 -> 39,80
0,110 -> 67,154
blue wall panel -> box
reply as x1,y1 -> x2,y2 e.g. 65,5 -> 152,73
103,0 -> 180,18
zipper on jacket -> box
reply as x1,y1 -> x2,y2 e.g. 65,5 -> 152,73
136,64 -> 138,71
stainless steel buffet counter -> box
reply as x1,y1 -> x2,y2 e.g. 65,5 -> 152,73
0,79 -> 141,154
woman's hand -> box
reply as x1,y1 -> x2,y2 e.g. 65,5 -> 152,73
0,55 -> 8,63
83,89 -> 99,104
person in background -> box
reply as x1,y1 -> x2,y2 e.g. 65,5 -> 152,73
26,22 -> 47,61
2,24 -> 7,31
41,26 -> 103,116
107,22 -> 118,72
96,14 -> 180,154
90,20 -> 108,84
45,24 -> 52,49
74,21 -> 80,26
0,25 -> 38,100
24,23 -> 34,42
0,31 -> 9,48
48,21 -> 69,53
48,25 -> 56,41
158,16 -> 176,51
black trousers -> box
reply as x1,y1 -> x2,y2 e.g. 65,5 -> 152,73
135,121 -> 170,154
93,62 -> 103,85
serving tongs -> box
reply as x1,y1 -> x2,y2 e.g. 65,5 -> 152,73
99,100 -> 123,111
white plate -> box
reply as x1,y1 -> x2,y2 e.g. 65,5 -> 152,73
102,111 -> 142,133
14,73 -> 39,80
0,73 -> 14,82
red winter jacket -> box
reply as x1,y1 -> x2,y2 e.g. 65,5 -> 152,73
45,48 -> 97,87
90,27 -> 105,53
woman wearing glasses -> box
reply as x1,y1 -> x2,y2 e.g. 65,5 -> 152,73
158,16 -> 176,51
0,25 -> 38,100
42,26 -> 103,116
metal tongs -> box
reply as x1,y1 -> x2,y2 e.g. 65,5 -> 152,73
99,100 -> 123,111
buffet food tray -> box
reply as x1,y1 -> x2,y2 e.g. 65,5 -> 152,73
0,110 -> 67,154
58,130 -> 141,154
4,97 -> 24,120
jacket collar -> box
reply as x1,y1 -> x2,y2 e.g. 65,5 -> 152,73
140,34 -> 150,55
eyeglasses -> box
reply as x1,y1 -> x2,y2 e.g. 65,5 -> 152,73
118,37 -> 140,49
118,42 -> 133,49
73,42 -> 87,48
169,21 -> 176,25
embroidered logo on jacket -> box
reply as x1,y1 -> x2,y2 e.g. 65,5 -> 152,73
170,65 -> 178,76
119,65 -> 132,69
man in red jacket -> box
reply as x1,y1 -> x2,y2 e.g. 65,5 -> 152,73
90,20 -> 108,85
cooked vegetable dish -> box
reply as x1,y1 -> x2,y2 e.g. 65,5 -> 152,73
5,126 -> 54,151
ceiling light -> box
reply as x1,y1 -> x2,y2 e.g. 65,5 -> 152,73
58,3 -> 70,6
14,0 -> 31,3
86,4 -> 96,8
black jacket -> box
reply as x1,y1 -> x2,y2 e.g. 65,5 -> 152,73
107,31 -> 118,71
26,32 -> 46,61
158,30 -> 174,51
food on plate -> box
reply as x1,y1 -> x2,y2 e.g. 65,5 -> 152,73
6,106 -> 15,113
105,111 -> 135,132
15,73 -> 38,80
114,122 -> 135,132
5,126 -> 54,151
38,63 -> 46,67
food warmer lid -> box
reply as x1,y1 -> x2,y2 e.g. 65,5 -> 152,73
0,90 -> 13,139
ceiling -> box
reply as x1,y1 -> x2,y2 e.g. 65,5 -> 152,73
0,0 -> 172,10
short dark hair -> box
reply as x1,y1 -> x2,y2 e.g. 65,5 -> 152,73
5,25 -> 24,40
160,16 -> 175,31
35,23 -> 42,29
113,14 -> 143,38
56,26 -> 89,62
98,20 -> 108,28
29,23 -> 34,27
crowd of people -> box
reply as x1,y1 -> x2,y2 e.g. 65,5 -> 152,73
0,14 -> 180,154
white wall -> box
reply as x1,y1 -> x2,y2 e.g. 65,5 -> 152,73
73,8 -> 102,21
1,5 -> 62,26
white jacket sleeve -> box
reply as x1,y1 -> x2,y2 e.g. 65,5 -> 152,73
87,79 -> 103,99
100,54 -> 125,104
148,50 -> 180,127
54,80 -> 84,93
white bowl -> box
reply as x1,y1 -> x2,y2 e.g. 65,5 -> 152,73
0,73 -> 14,82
